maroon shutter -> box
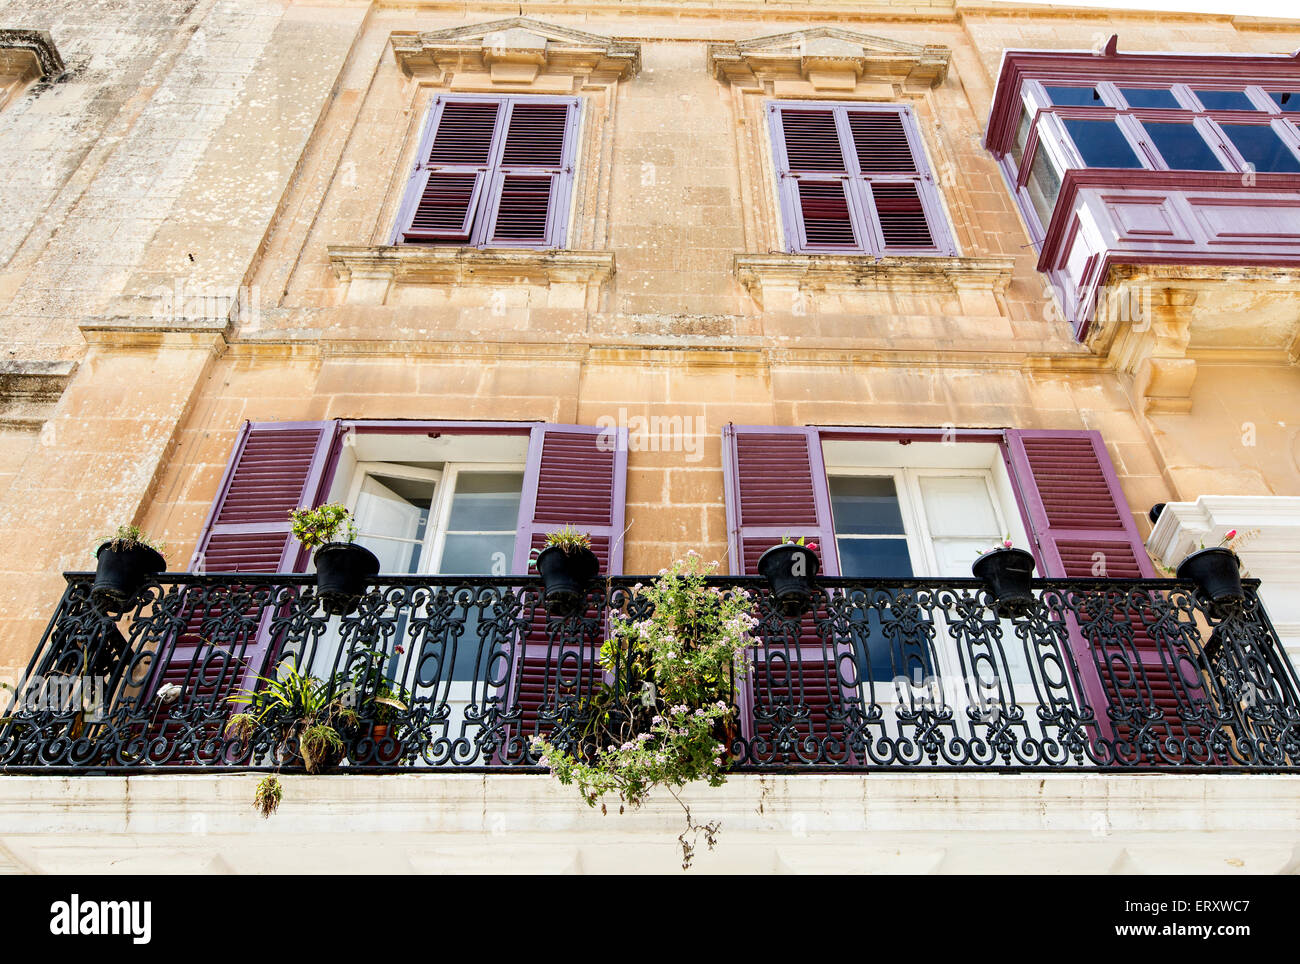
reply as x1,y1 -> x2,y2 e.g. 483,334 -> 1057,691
771,106 -> 860,252
1007,429 -> 1207,756
485,100 -> 576,247
158,421 -> 341,730
845,106 -> 945,253
509,424 -> 627,754
722,425 -> 846,760
399,99 -> 500,243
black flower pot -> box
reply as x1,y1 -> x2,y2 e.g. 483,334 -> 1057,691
535,544 -> 600,616
971,547 -> 1036,617
757,543 -> 820,617
1176,547 -> 1243,616
92,542 -> 166,613
314,542 -> 380,615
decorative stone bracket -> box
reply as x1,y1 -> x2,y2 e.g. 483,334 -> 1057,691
327,244 -> 615,306
0,28 -> 63,107
708,27 -> 948,95
391,17 -> 639,91
734,253 -> 1014,311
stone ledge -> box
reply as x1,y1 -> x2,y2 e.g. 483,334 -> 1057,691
0,359 -> 76,432
0,28 -> 64,83
735,252 -> 1015,305
327,244 -> 615,303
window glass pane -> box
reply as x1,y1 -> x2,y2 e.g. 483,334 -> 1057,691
1026,145 -> 1062,228
1044,85 -> 1103,107
1062,118 -> 1143,168
836,537 -> 913,578
1011,102 -> 1032,164
356,536 -> 423,575
1269,91 -> 1300,112
1220,123 -> 1300,173
439,533 -> 515,575
1194,89 -> 1255,111
1119,87 -> 1181,110
1144,121 -> 1225,171
446,472 -> 523,531
830,476 -> 906,535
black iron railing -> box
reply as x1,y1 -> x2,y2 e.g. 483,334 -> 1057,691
3,572 -> 1299,771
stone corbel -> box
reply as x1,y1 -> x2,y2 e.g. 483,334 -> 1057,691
1092,273 -> 1199,415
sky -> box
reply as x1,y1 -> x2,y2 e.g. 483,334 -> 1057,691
988,0 -> 1298,18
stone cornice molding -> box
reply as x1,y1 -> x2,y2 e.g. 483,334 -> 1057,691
708,27 -> 949,91
391,18 -> 640,85
735,253 -> 1013,304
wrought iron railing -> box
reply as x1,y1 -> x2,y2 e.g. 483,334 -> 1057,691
3,572 -> 1299,771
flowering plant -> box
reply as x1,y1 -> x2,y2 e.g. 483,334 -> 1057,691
975,535 -> 1016,557
288,503 -> 356,549
780,534 -> 819,552
532,552 -> 758,868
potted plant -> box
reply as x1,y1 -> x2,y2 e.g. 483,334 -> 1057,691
1176,529 -> 1252,616
91,525 -> 167,613
341,647 -> 410,765
532,552 -> 756,869
531,526 -> 600,616
225,661 -> 359,776
289,504 -> 379,615
757,535 -> 820,616
971,538 -> 1036,617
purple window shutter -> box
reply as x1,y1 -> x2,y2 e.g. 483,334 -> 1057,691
721,424 -> 840,576
162,421 -> 342,719
1006,429 -> 1204,755
769,104 -> 861,253
484,98 -> 580,248
722,425 -> 846,756
507,424 -> 627,758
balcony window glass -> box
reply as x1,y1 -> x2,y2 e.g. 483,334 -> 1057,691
1026,145 -> 1063,230
1193,89 -> 1255,111
1119,87 -> 1181,110
1220,123 -> 1300,173
1144,121 -> 1226,171
438,471 -> 524,575
1269,91 -> 1299,112
1044,84 -> 1103,106
1011,102 -> 1033,165
829,476 -> 913,577
1063,118 -> 1144,168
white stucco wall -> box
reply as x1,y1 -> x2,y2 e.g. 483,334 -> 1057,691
1,773 -> 1298,874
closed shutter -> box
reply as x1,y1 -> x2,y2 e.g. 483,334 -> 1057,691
154,421 -> 342,740
396,95 -> 579,249
770,102 -> 953,256
508,424 -> 628,759
1006,429 -> 1209,758
723,425 -> 847,761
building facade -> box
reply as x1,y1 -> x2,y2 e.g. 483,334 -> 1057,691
1,0 -> 1300,873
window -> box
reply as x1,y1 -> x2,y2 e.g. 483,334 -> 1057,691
1192,89 -> 1255,112
1044,85 -> 1103,106
1219,122 -> 1300,173
1269,91 -> 1300,112
1143,121 -> 1226,171
769,102 -> 954,256
1061,118 -> 1143,168
1025,143 -> 1063,229
1118,86 -> 1180,110
393,95 -> 581,249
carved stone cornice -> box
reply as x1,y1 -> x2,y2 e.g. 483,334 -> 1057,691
391,18 -> 640,86
708,27 -> 949,92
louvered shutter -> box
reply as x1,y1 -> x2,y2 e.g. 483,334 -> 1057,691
770,102 -> 953,256
722,425 -> 846,761
1006,429 -> 1208,757
396,96 -> 579,249
155,421 -> 342,736
507,424 -> 628,759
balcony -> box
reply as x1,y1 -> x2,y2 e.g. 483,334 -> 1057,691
5,570 -> 1299,773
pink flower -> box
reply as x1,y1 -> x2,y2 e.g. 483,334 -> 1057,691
394,644 -> 405,655
1002,540 -> 1013,549
807,542 -> 819,552
1225,530 -> 1237,541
